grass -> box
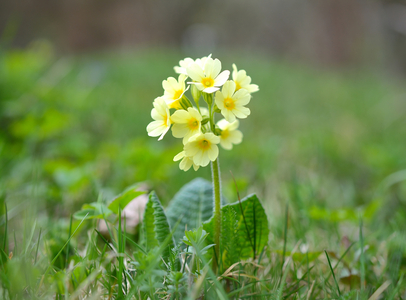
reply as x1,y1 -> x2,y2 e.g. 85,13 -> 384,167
0,43 -> 406,299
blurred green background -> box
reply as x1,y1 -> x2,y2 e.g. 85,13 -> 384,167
1,0 -> 406,251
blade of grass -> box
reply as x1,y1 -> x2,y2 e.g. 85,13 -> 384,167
0,247 -> 7,267
253,198 -> 256,258
125,220 -> 181,299
306,249 -> 310,291
324,250 -> 341,297
34,228 -> 42,265
124,235 -> 146,255
324,241 -> 356,284
117,205 -> 123,299
281,203 -> 289,273
360,218 -> 365,292
13,230 -> 17,256
94,229 -> 114,251
2,202 -> 7,253
123,209 -> 127,294
306,280 -> 315,300
37,212 -> 89,294
191,239 -> 228,299
24,220 -> 37,254
101,207 -> 117,249
276,254 -> 292,300
368,280 -> 391,300
65,215 -> 73,268
387,273 -> 403,300
68,256 -> 115,300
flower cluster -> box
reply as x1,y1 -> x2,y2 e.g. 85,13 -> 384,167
147,55 -> 259,171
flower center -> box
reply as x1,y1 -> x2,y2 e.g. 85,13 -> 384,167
202,77 -> 214,88
224,97 -> 235,110
187,118 -> 199,130
173,90 -> 183,100
169,100 -> 182,110
235,81 -> 242,91
164,113 -> 170,126
221,129 -> 229,139
198,139 -> 211,150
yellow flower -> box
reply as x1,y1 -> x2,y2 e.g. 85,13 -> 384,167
173,151 -> 199,171
215,80 -> 251,122
187,58 -> 230,94
184,133 -> 220,166
170,107 -> 202,144
146,97 -> 171,140
232,64 -> 259,93
174,55 -> 212,75
217,119 -> 243,150
162,74 -> 189,109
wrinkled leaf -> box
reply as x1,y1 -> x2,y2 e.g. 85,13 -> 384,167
142,192 -> 174,259
143,197 -> 158,250
203,194 -> 269,269
166,178 -> 224,243
221,205 -> 239,268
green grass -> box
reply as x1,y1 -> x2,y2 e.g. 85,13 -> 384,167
1,43 -> 406,299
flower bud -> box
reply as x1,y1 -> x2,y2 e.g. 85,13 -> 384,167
180,97 -> 193,109
191,84 -> 201,103
201,117 -> 210,125
202,92 -> 213,107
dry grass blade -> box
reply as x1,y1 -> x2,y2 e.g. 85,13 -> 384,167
227,272 -> 259,280
219,261 -> 264,279
306,280 -> 315,300
283,239 -> 302,272
368,280 -> 391,300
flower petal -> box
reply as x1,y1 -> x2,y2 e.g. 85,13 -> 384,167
203,86 -> 220,94
187,63 -> 204,82
214,71 -> 230,88
207,145 -> 219,161
233,107 -> 250,118
211,59 -> 222,78
172,123 -> 189,138
174,151 -> 185,161
221,81 -> 236,98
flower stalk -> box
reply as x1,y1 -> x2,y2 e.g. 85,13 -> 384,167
211,158 -> 221,271
146,54 -> 259,271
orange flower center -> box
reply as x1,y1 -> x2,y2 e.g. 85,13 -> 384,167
198,139 -> 211,150
187,118 -> 199,130
202,77 -> 214,88
224,97 -> 235,110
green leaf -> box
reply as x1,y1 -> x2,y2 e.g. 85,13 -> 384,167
108,188 -> 145,215
308,206 -> 357,222
221,205 -> 239,268
142,192 -> 174,259
143,196 -> 158,251
203,194 -> 269,269
73,202 -> 113,220
166,178 -> 224,243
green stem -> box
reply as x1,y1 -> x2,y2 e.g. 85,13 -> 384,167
211,158 -> 221,273
206,93 -> 215,132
